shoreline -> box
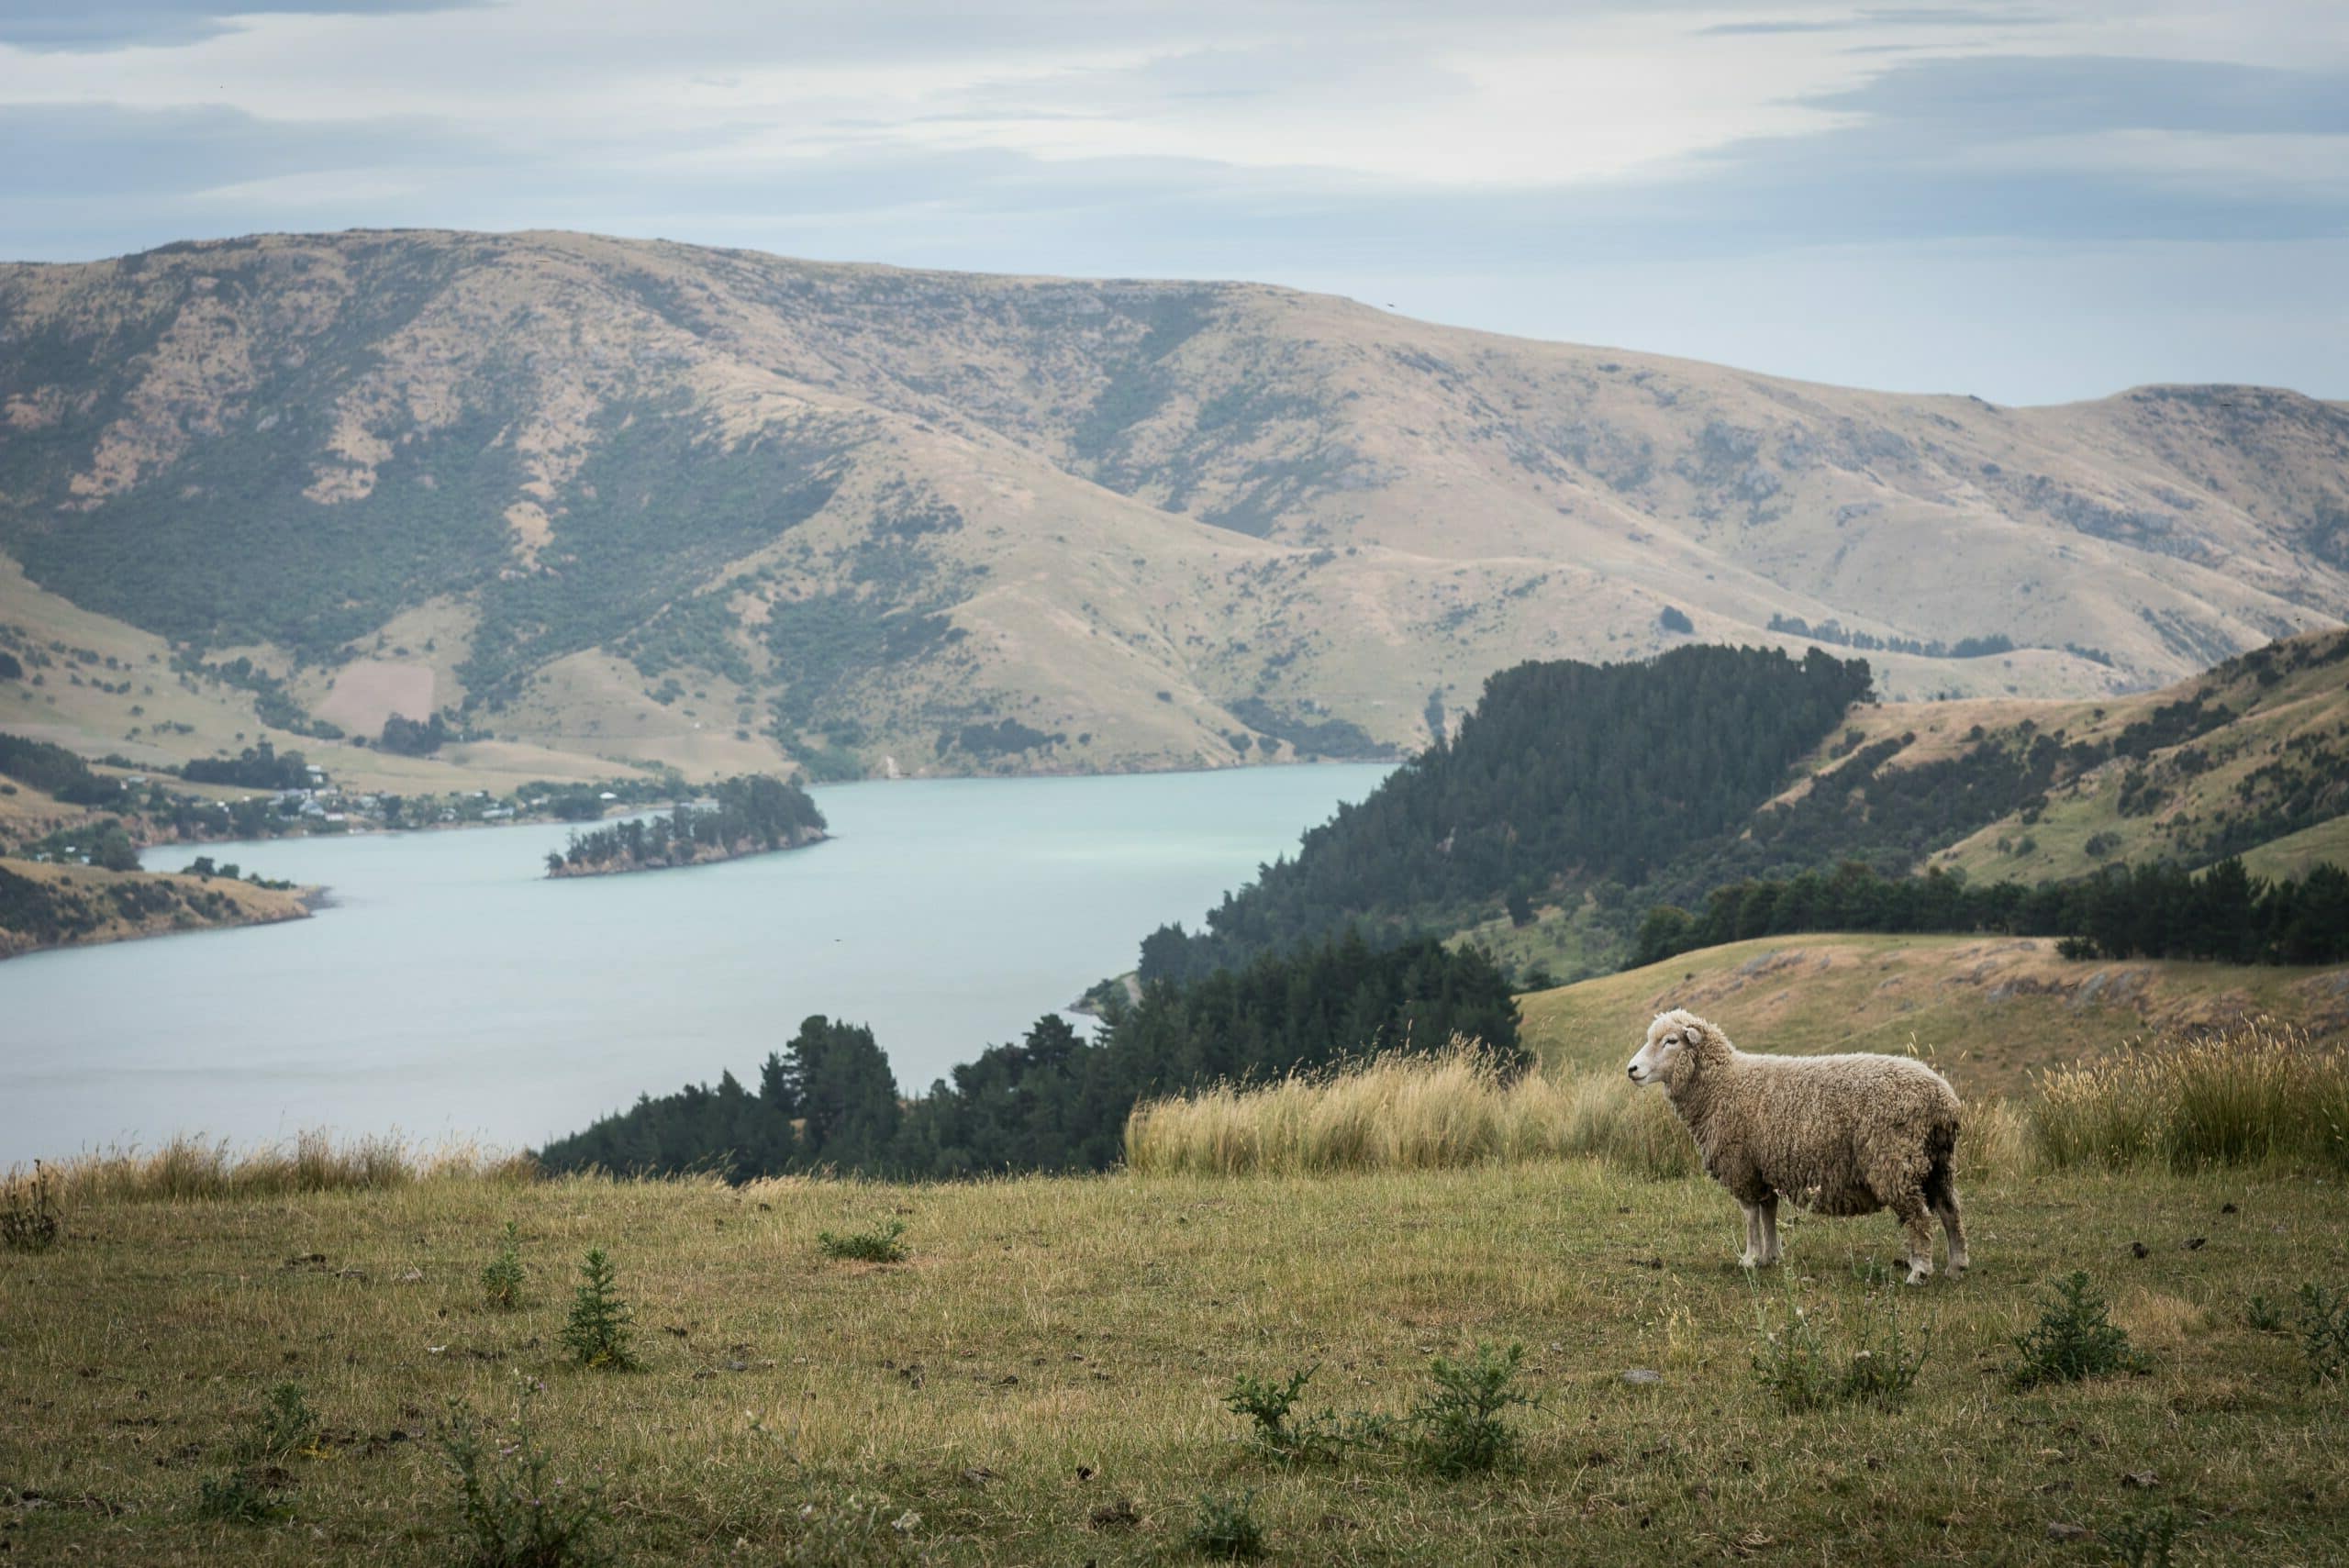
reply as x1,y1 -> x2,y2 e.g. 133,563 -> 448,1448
0,857 -> 319,963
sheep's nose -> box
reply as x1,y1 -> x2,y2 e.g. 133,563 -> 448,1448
1626,1064 -> 1638,1079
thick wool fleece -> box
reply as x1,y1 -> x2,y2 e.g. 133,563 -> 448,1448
1642,1008 -> 1965,1279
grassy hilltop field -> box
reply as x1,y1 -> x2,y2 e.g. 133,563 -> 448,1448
6,971 -> 2346,1566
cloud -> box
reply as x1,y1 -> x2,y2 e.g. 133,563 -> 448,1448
1698,7 -> 2054,37
0,101 -> 474,198
0,0 -> 484,53
1809,52 -> 2349,136
1,2 -> 2343,399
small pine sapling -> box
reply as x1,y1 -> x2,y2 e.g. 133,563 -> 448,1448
480,1221 -> 527,1311
560,1249 -> 639,1371
1409,1341 -> 1535,1477
2009,1272 -> 2151,1390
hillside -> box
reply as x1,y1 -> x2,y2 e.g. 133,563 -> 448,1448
0,856 -> 312,959
1475,628 -> 2349,980
1137,627 -> 2349,986
1519,932 -> 2349,1100
4,230 -> 2345,784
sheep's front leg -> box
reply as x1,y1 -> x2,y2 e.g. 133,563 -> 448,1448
1759,1195 -> 1782,1266
1739,1201 -> 1765,1269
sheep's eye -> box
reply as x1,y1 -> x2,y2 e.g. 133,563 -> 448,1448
1665,1034 -> 1681,1046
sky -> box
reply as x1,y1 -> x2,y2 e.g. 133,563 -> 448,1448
2,1 -> 2344,404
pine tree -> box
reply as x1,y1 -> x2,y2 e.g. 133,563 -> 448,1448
561,1248 -> 639,1370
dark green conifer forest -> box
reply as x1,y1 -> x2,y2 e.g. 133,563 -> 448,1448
536,933 -> 1520,1179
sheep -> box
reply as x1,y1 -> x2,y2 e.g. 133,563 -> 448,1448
1626,1008 -> 1966,1284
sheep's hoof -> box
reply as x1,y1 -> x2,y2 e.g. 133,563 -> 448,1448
1903,1267 -> 1932,1286
1739,1252 -> 1761,1269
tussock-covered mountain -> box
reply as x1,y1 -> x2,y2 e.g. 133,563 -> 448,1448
3,229 -> 2343,779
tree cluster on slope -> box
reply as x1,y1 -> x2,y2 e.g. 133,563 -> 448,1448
534,931 -> 1520,1179
1633,858 -> 2349,969
0,734 -> 123,806
549,774 -> 826,874
1140,645 -> 1874,984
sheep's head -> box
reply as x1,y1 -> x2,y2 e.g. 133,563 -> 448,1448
1628,1008 -> 1723,1090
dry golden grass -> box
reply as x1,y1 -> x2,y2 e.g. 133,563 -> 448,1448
1126,1043 -> 2030,1186
22,1132 -> 538,1206
2028,1018 -> 2349,1173
1519,932 -> 2349,1100
1124,1044 -> 1698,1180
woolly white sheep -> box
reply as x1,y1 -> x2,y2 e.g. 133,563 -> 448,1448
1626,1008 -> 1967,1284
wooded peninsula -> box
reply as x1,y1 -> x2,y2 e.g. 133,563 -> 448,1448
546,774 -> 827,878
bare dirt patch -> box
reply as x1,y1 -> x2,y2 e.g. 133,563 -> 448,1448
315,661 -> 436,736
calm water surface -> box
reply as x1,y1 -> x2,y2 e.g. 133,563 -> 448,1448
0,764 -> 1387,1162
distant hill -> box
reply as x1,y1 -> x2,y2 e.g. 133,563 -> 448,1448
4,229 -> 2345,783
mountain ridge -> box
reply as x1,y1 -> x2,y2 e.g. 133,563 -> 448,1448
5,228 -> 2344,783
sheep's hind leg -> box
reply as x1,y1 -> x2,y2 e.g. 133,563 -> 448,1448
1889,1188 -> 1935,1285
1926,1164 -> 1968,1277
1739,1202 -> 1765,1269
1759,1195 -> 1782,1266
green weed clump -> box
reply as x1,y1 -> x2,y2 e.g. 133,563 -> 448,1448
782,1493 -> 920,1566
1750,1294 -> 1929,1412
2009,1272 -> 2153,1390
2108,1506 -> 2185,1568
0,1161 -> 61,1251
2028,1020 -> 2349,1173
245,1382 -> 318,1461
1220,1365 -> 1392,1465
2295,1283 -> 2349,1384
1219,1344 -> 1537,1477
440,1374 -> 609,1568
817,1217 -> 907,1262
1185,1491 -> 1264,1560
1408,1341 -> 1536,1477
480,1221 -> 527,1311
196,1470 -> 290,1524
559,1249 -> 638,1371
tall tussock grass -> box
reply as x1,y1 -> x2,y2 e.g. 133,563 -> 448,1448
2029,1018 -> 2348,1173
18,1131 -> 538,1204
1124,1041 -> 1698,1178
1127,1040 -> 2030,1182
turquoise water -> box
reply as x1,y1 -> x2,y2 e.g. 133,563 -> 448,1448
0,765 -> 1388,1162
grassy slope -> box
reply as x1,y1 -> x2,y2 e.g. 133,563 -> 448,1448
5,1164 -> 2344,1565
1820,631 -> 2349,888
2243,815 -> 2349,882
1520,933 -> 2349,1099
0,556 -> 630,798
0,857 -> 312,959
